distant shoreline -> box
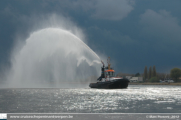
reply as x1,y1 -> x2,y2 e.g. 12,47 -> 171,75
129,82 -> 181,86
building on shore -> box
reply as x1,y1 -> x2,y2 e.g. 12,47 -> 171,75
125,76 -> 132,80
129,77 -> 143,82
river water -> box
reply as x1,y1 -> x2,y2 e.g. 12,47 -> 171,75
0,85 -> 181,113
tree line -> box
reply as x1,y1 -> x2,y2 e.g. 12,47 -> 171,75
143,66 -> 157,81
170,68 -> 181,82
117,66 -> 181,83
143,66 -> 181,82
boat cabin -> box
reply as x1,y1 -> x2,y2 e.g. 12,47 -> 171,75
104,69 -> 115,78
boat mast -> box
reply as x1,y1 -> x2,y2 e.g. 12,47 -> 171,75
107,57 -> 111,69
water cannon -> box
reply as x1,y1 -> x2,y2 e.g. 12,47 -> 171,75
101,60 -> 105,67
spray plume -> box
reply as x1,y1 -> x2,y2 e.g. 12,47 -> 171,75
4,15 -> 102,88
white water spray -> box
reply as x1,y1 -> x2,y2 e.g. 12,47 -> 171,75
6,28 -> 101,88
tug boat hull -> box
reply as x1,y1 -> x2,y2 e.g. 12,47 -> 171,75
89,78 -> 129,89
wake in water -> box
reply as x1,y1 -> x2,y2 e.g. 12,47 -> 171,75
5,28 -> 101,88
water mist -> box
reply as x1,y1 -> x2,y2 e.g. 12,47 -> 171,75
5,27 -> 101,88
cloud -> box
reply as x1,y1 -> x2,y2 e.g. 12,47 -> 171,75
91,0 -> 135,20
68,0 -> 134,21
140,9 -> 181,48
87,26 -> 135,47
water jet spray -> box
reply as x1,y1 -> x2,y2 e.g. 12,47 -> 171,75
6,28 -> 101,88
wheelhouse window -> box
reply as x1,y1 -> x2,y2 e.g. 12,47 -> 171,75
105,72 -> 115,77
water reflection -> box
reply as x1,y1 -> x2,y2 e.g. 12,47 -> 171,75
0,85 -> 181,113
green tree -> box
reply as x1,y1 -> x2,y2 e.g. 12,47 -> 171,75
143,66 -> 147,80
135,72 -> 140,77
149,77 -> 159,83
148,66 -> 152,79
152,65 -> 157,77
170,68 -> 181,82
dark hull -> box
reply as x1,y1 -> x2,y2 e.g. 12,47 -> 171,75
89,78 -> 129,89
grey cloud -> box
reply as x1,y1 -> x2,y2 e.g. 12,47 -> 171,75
70,0 -> 134,21
1,0 -> 135,22
140,9 -> 181,42
86,25 -> 136,61
102,30 -> 135,45
91,0 -> 134,20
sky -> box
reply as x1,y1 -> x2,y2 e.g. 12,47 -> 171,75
0,0 -> 181,75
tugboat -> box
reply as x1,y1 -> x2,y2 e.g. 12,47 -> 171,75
89,57 -> 129,89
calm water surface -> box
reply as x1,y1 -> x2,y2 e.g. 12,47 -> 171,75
0,85 -> 181,113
